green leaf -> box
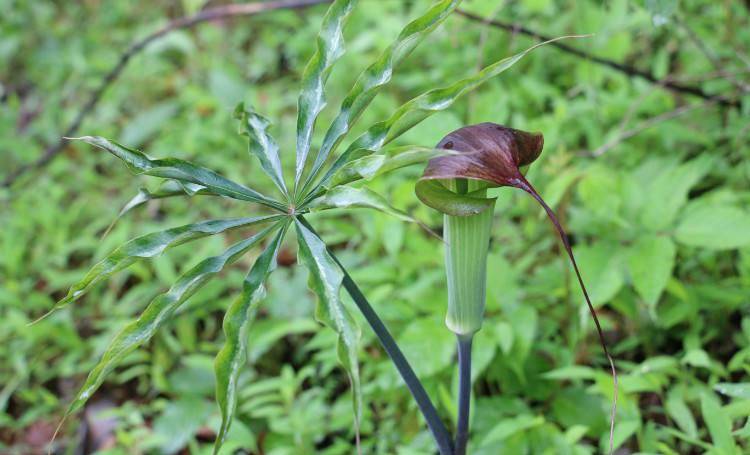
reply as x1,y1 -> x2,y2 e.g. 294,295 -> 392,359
213,225 -> 287,454
301,0 -> 462,192
235,103 -> 288,197
415,180 -> 495,216
481,415 -> 545,445
43,215 -> 281,319
307,185 -> 414,222
295,0 -> 358,188
293,219 -> 362,440
61,223 -> 279,418
715,383 -> 750,400
317,36 -> 581,190
665,389 -> 698,438
72,136 -> 286,212
328,146 -> 455,188
700,392 -> 738,453
626,235 -> 676,306
675,205 -> 750,250
639,156 -> 713,231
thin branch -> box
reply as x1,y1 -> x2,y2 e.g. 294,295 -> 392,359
591,97 -> 720,157
2,0 -> 331,188
456,9 -> 740,109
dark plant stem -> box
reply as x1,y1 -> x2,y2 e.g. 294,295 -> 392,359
298,216 -> 455,455
454,335 -> 473,455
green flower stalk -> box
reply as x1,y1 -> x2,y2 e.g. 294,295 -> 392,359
443,179 -> 494,336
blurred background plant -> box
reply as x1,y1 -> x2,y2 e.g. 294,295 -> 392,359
1,0 -> 749,453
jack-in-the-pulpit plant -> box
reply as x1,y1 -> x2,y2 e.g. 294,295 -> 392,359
40,0 -> 610,453
416,123 -> 617,454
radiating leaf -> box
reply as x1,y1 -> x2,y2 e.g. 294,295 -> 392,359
307,185 -> 413,222
213,225 -> 287,454
675,205 -> 750,250
317,36 -> 580,190
61,224 -> 279,418
295,0 -> 358,188
235,103 -> 288,197
302,0 -> 462,192
481,415 -> 545,445
72,136 -> 286,211
627,235 -> 676,306
328,146 -> 455,188
715,382 -> 750,400
45,215 -> 280,318
294,219 -> 362,441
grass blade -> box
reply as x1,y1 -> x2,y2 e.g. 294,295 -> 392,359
235,103 -> 288,198
213,224 -> 288,454
54,223 -> 280,436
71,136 -> 287,212
39,215 -> 281,321
294,0 -> 358,190
300,0 -> 462,195
294,218 -> 363,450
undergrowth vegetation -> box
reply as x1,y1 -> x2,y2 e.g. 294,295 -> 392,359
1,0 -> 749,454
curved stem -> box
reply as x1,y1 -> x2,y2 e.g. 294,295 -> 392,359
298,216 -> 454,455
454,335 -> 473,455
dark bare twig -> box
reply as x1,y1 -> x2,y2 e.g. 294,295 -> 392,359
456,9 -> 740,109
2,0 -> 330,188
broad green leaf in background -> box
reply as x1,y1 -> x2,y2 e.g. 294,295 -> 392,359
627,235 -> 676,306
308,185 -> 414,222
235,104 -> 288,197
293,219 -> 362,440
213,225 -> 287,454
60,223 -> 280,418
44,215 -> 280,318
638,156 -> 713,231
665,389 -> 698,438
301,0 -> 462,193
73,136 -> 286,211
574,241 -> 624,307
295,0 -> 358,188
714,382 -> 750,400
315,36 -> 583,194
700,392 -> 738,453
480,415 -> 545,445
675,205 -> 750,250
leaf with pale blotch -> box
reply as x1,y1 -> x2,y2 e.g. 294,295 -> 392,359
235,103 -> 288,197
301,0 -> 462,193
72,136 -> 286,211
60,223 -> 280,419
295,0 -> 358,188
308,185 -> 414,222
328,146 -> 456,188
42,215 -> 281,320
213,224 -> 287,454
294,219 -> 362,443
316,37 -> 579,190
103,180 -> 214,238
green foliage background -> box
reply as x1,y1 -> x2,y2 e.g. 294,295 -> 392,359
2,0 -> 749,453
